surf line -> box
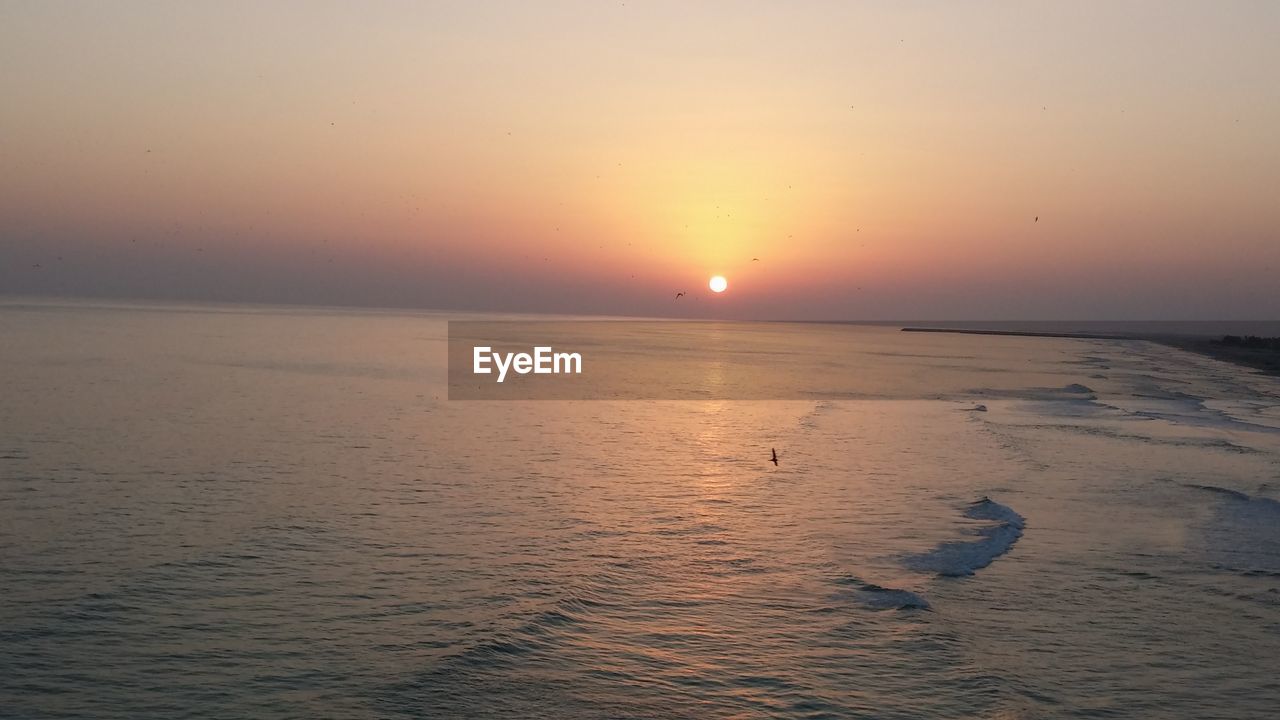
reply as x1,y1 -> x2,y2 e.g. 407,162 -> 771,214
472,346 -> 583,383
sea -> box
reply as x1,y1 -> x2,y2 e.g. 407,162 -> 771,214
2,300 -> 1278,719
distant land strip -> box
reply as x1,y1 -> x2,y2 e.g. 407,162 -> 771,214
900,327 -> 1129,340
1158,336 -> 1280,377
901,327 -> 1280,377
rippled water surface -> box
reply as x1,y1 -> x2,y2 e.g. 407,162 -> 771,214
2,303 -> 1279,718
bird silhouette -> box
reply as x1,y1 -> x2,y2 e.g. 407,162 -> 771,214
752,257 -> 760,261
1034,216 -> 1039,222
770,448 -> 778,466
675,291 -> 684,299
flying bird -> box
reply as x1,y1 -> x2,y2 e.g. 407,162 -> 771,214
675,291 -> 685,299
770,448 -> 778,466
1034,216 -> 1039,222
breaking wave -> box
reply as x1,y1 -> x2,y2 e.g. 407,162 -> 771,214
836,577 -> 931,611
903,498 -> 1026,577
1185,483 -> 1280,578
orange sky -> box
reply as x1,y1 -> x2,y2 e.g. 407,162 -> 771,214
2,2 -> 1278,318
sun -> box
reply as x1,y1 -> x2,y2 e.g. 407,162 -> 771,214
709,275 -> 728,293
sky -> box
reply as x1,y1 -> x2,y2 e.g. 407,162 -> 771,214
2,1 -> 1278,320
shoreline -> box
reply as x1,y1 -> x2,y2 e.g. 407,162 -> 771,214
1153,337 -> 1280,378
900,327 -> 1129,340
901,327 -> 1280,378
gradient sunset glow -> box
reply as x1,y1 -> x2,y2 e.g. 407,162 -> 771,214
2,2 -> 1277,319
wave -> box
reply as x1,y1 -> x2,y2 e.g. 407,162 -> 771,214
836,577 -> 931,611
438,588 -> 609,674
1187,483 -> 1280,510
1068,354 -> 1112,369
903,498 -> 1025,577
968,383 -> 1097,402
1185,483 -> 1280,578
1188,484 -> 1251,502
1028,425 -> 1262,454
965,384 -> 1114,420
1119,385 -> 1280,434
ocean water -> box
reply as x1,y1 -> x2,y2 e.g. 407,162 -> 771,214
2,301 -> 1279,719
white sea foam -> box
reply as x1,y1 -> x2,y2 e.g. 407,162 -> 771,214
904,498 -> 1026,577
